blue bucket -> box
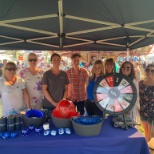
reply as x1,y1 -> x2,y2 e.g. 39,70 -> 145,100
22,110 -> 45,127
25,110 -> 44,118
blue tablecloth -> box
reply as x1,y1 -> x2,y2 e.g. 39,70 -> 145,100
0,116 -> 150,154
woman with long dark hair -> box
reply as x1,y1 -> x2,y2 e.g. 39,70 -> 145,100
120,61 -> 139,125
104,58 -> 115,75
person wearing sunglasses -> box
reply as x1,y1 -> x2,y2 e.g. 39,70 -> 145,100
120,61 -> 135,80
19,53 -> 44,110
139,64 -> 154,142
0,62 -> 31,117
120,61 -> 139,126
42,53 -> 69,113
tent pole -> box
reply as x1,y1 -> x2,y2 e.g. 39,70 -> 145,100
127,48 -> 130,61
58,0 -> 63,48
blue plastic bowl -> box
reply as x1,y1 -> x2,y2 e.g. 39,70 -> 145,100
25,110 -> 44,118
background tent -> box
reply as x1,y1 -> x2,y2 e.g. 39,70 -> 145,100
0,0 -> 154,51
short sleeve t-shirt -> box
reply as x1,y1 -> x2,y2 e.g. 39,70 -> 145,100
42,70 -> 69,108
19,68 -> 44,109
0,76 -> 26,117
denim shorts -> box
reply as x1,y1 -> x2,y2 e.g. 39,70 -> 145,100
140,114 -> 154,126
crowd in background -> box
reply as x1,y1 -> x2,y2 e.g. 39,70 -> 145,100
1,55 -> 146,80
0,52 -> 153,144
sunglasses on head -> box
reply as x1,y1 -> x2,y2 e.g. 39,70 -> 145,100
5,68 -> 17,71
122,66 -> 131,70
29,59 -> 37,62
145,68 -> 154,73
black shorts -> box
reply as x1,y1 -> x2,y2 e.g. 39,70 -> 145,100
73,101 -> 85,115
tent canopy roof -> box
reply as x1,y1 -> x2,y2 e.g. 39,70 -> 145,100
0,0 -> 154,51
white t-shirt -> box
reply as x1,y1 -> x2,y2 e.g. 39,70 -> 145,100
19,68 -> 44,109
0,76 -> 26,117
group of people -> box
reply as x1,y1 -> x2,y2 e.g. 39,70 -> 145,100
0,52 -> 154,143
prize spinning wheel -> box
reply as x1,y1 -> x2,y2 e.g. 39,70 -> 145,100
93,73 -> 137,115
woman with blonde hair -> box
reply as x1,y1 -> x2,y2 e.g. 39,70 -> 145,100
0,62 -> 30,117
85,60 -> 104,116
19,52 -> 44,109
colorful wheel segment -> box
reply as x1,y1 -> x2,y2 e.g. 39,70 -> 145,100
93,73 -> 137,115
